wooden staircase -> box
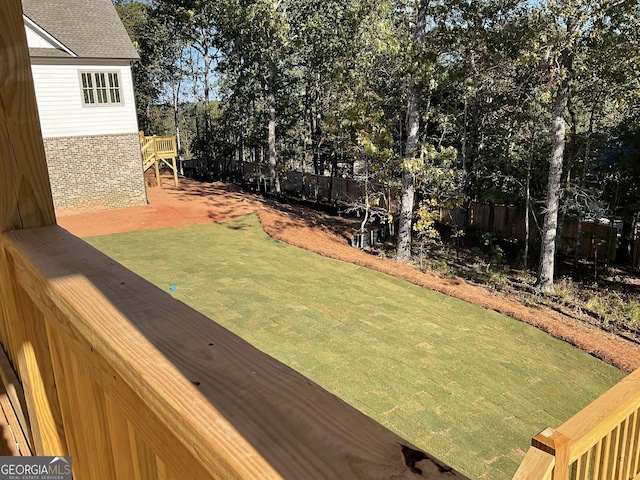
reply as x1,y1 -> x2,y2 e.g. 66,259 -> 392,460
139,132 -> 178,187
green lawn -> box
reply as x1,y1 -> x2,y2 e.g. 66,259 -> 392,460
86,214 -> 626,479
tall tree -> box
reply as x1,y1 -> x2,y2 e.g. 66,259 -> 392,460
114,0 -> 162,132
537,0 -> 639,292
157,0 -> 222,169
396,3 -> 427,260
537,10 -> 578,292
217,0 -> 293,192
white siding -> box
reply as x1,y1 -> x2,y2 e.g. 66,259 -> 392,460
25,25 -> 56,49
30,62 -> 139,138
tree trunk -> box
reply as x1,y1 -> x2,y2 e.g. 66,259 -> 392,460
574,102 -> 597,266
525,151 -> 532,270
396,84 -> 420,261
203,51 -> 217,177
574,138 -> 591,266
524,121 -> 535,270
314,75 -> 323,176
267,64 -> 280,193
537,18 -> 576,292
538,81 -> 570,292
395,5 -> 426,261
172,83 -> 184,176
237,133 -> 244,184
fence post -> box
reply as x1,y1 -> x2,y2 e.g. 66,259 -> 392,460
532,427 -> 571,480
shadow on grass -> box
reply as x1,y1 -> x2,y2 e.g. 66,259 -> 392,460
159,176 -> 361,243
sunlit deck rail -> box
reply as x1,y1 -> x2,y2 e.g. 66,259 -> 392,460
2,225 -> 469,478
1,1 -> 467,478
513,367 -> 640,480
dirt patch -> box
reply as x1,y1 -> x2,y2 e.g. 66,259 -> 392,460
58,176 -> 640,373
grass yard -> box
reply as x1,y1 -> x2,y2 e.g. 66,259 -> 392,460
86,214 -> 626,479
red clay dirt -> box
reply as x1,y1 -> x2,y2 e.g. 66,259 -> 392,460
57,176 -> 640,373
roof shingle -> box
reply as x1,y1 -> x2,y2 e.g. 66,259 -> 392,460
22,0 -> 139,60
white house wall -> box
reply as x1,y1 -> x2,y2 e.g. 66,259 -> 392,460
30,61 -> 139,139
25,26 -> 56,49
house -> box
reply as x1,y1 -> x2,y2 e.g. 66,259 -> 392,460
21,0 -> 147,213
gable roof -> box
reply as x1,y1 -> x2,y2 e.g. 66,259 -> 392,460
22,0 -> 139,60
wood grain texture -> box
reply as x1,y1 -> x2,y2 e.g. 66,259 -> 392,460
47,330 -> 116,479
0,0 -> 55,232
0,380 -> 23,456
104,396 -> 137,480
558,367 -> 640,463
620,418 -> 631,479
0,245 -> 23,374
129,426 -> 159,480
0,345 -> 32,453
531,429 -> 569,480
3,225 -> 467,479
0,390 -> 31,456
632,411 -> 640,477
512,446 -> 554,480
592,436 -> 603,479
43,274 -> 223,480
523,366 -> 640,480
0,247 -> 67,456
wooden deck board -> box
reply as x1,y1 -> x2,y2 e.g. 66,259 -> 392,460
0,379 -> 29,456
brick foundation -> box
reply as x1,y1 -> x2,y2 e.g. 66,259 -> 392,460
43,132 -> 148,213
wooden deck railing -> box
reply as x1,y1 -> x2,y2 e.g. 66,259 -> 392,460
1,2 -> 467,478
139,132 -> 178,187
1,226 -> 471,478
513,367 -> 640,480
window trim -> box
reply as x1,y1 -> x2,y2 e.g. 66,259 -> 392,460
78,70 -> 124,107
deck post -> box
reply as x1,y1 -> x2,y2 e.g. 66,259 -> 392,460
532,427 -> 571,480
153,136 -> 162,188
0,1 -> 56,232
0,0 -> 68,456
172,155 -> 179,187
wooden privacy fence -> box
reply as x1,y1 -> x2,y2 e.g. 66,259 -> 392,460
229,161 -> 365,204
513,367 -> 640,480
228,160 -> 401,212
139,131 -> 178,187
633,240 -> 640,269
1,2 -> 465,478
281,171 -> 365,205
231,164 -> 618,262
442,202 -> 618,262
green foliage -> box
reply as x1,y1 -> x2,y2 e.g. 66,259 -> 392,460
413,143 -> 463,251
414,199 -> 440,241
114,0 -> 162,132
117,0 -> 640,282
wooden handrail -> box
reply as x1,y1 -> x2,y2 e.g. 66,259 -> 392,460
513,447 -> 555,480
560,370 -> 640,460
513,368 -> 640,479
0,225 -> 467,478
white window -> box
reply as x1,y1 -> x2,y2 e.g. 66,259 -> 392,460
80,71 -> 122,106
